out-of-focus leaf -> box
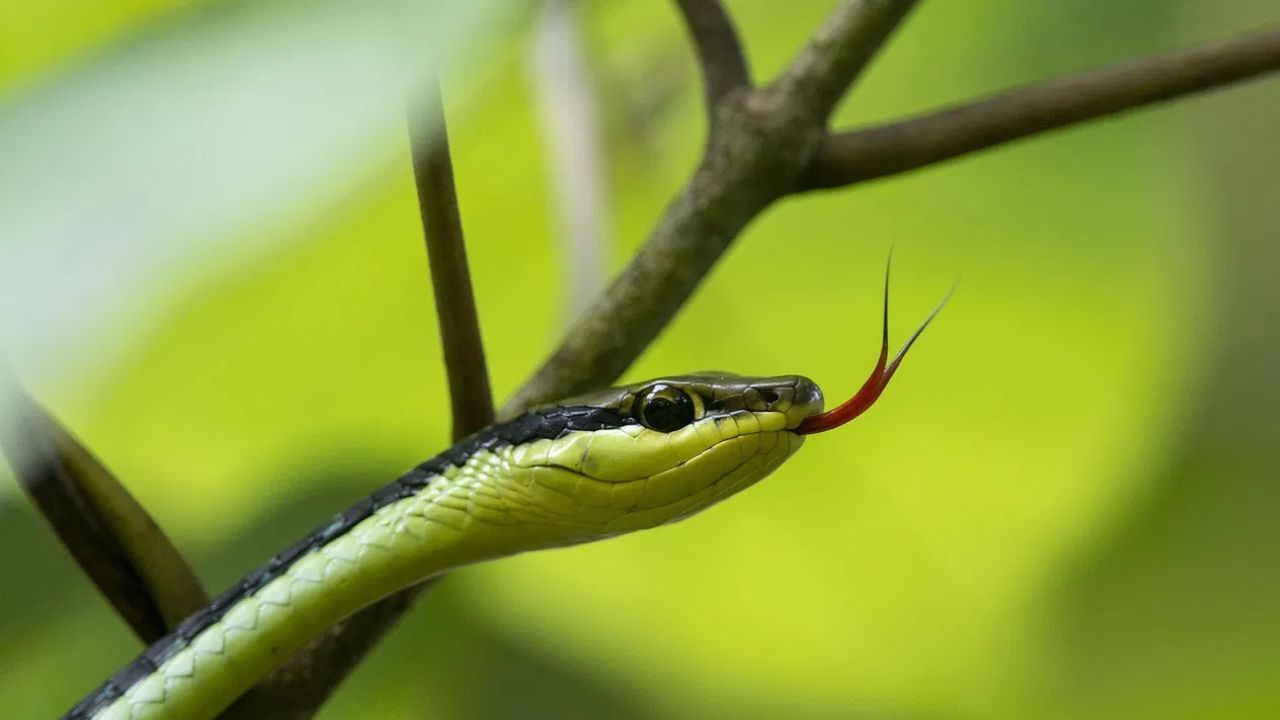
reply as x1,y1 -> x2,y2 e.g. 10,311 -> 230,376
1040,3 -> 1280,718
0,0 -> 505,415
0,0 -> 194,93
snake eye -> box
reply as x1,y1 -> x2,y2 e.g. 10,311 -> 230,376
637,384 -> 695,433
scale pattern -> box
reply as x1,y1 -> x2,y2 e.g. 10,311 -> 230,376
64,404 -> 631,720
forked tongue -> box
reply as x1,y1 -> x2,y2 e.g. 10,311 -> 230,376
794,258 -> 955,435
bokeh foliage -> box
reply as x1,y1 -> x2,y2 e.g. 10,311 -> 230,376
1,1 -> 1277,718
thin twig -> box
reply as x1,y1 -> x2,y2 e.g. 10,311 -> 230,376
804,24 -> 1280,189
223,80 -> 494,720
772,0 -> 920,123
673,0 -> 751,121
0,376 -> 206,642
412,80 -> 496,440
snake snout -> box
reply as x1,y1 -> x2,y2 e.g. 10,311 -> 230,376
745,375 -> 823,429
790,376 -> 824,416
785,376 -> 824,428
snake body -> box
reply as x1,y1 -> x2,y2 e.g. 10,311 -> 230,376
64,374 -> 824,720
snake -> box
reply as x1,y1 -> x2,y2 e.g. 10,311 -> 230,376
61,273 -> 949,720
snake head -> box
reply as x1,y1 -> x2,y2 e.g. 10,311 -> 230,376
498,259 -> 950,540
505,374 -> 821,536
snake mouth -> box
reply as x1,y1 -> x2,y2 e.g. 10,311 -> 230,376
794,257 -> 954,436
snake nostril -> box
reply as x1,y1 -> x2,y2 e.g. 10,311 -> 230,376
759,388 -> 781,406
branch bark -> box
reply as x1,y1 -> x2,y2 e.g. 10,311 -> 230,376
0,376 -> 207,642
673,0 -> 751,120
804,24 -> 1280,189
773,0 -> 920,123
222,79 -> 494,720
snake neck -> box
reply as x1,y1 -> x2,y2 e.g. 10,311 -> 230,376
67,448 -> 587,720
65,405 -> 635,720
65,392 -> 806,720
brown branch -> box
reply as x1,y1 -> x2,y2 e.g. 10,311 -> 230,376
503,1 -> 921,414
0,376 -> 206,642
499,131 -> 810,416
507,19 -> 1280,414
223,80 -> 494,719
804,24 -> 1280,189
673,0 -> 751,120
772,0 -> 921,123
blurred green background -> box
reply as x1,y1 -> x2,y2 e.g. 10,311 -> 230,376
2,1 -> 1278,718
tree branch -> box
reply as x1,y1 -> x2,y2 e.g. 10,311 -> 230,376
507,19 -> 1280,414
0,376 -> 207,642
222,79 -> 494,720
804,24 -> 1280,189
500,130 -> 809,416
673,0 -> 751,121
772,0 -> 920,123
504,1 -> 920,414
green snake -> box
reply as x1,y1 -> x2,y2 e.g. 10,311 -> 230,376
62,276 -> 947,720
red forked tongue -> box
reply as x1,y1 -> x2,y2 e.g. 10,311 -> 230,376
794,258 -> 955,435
